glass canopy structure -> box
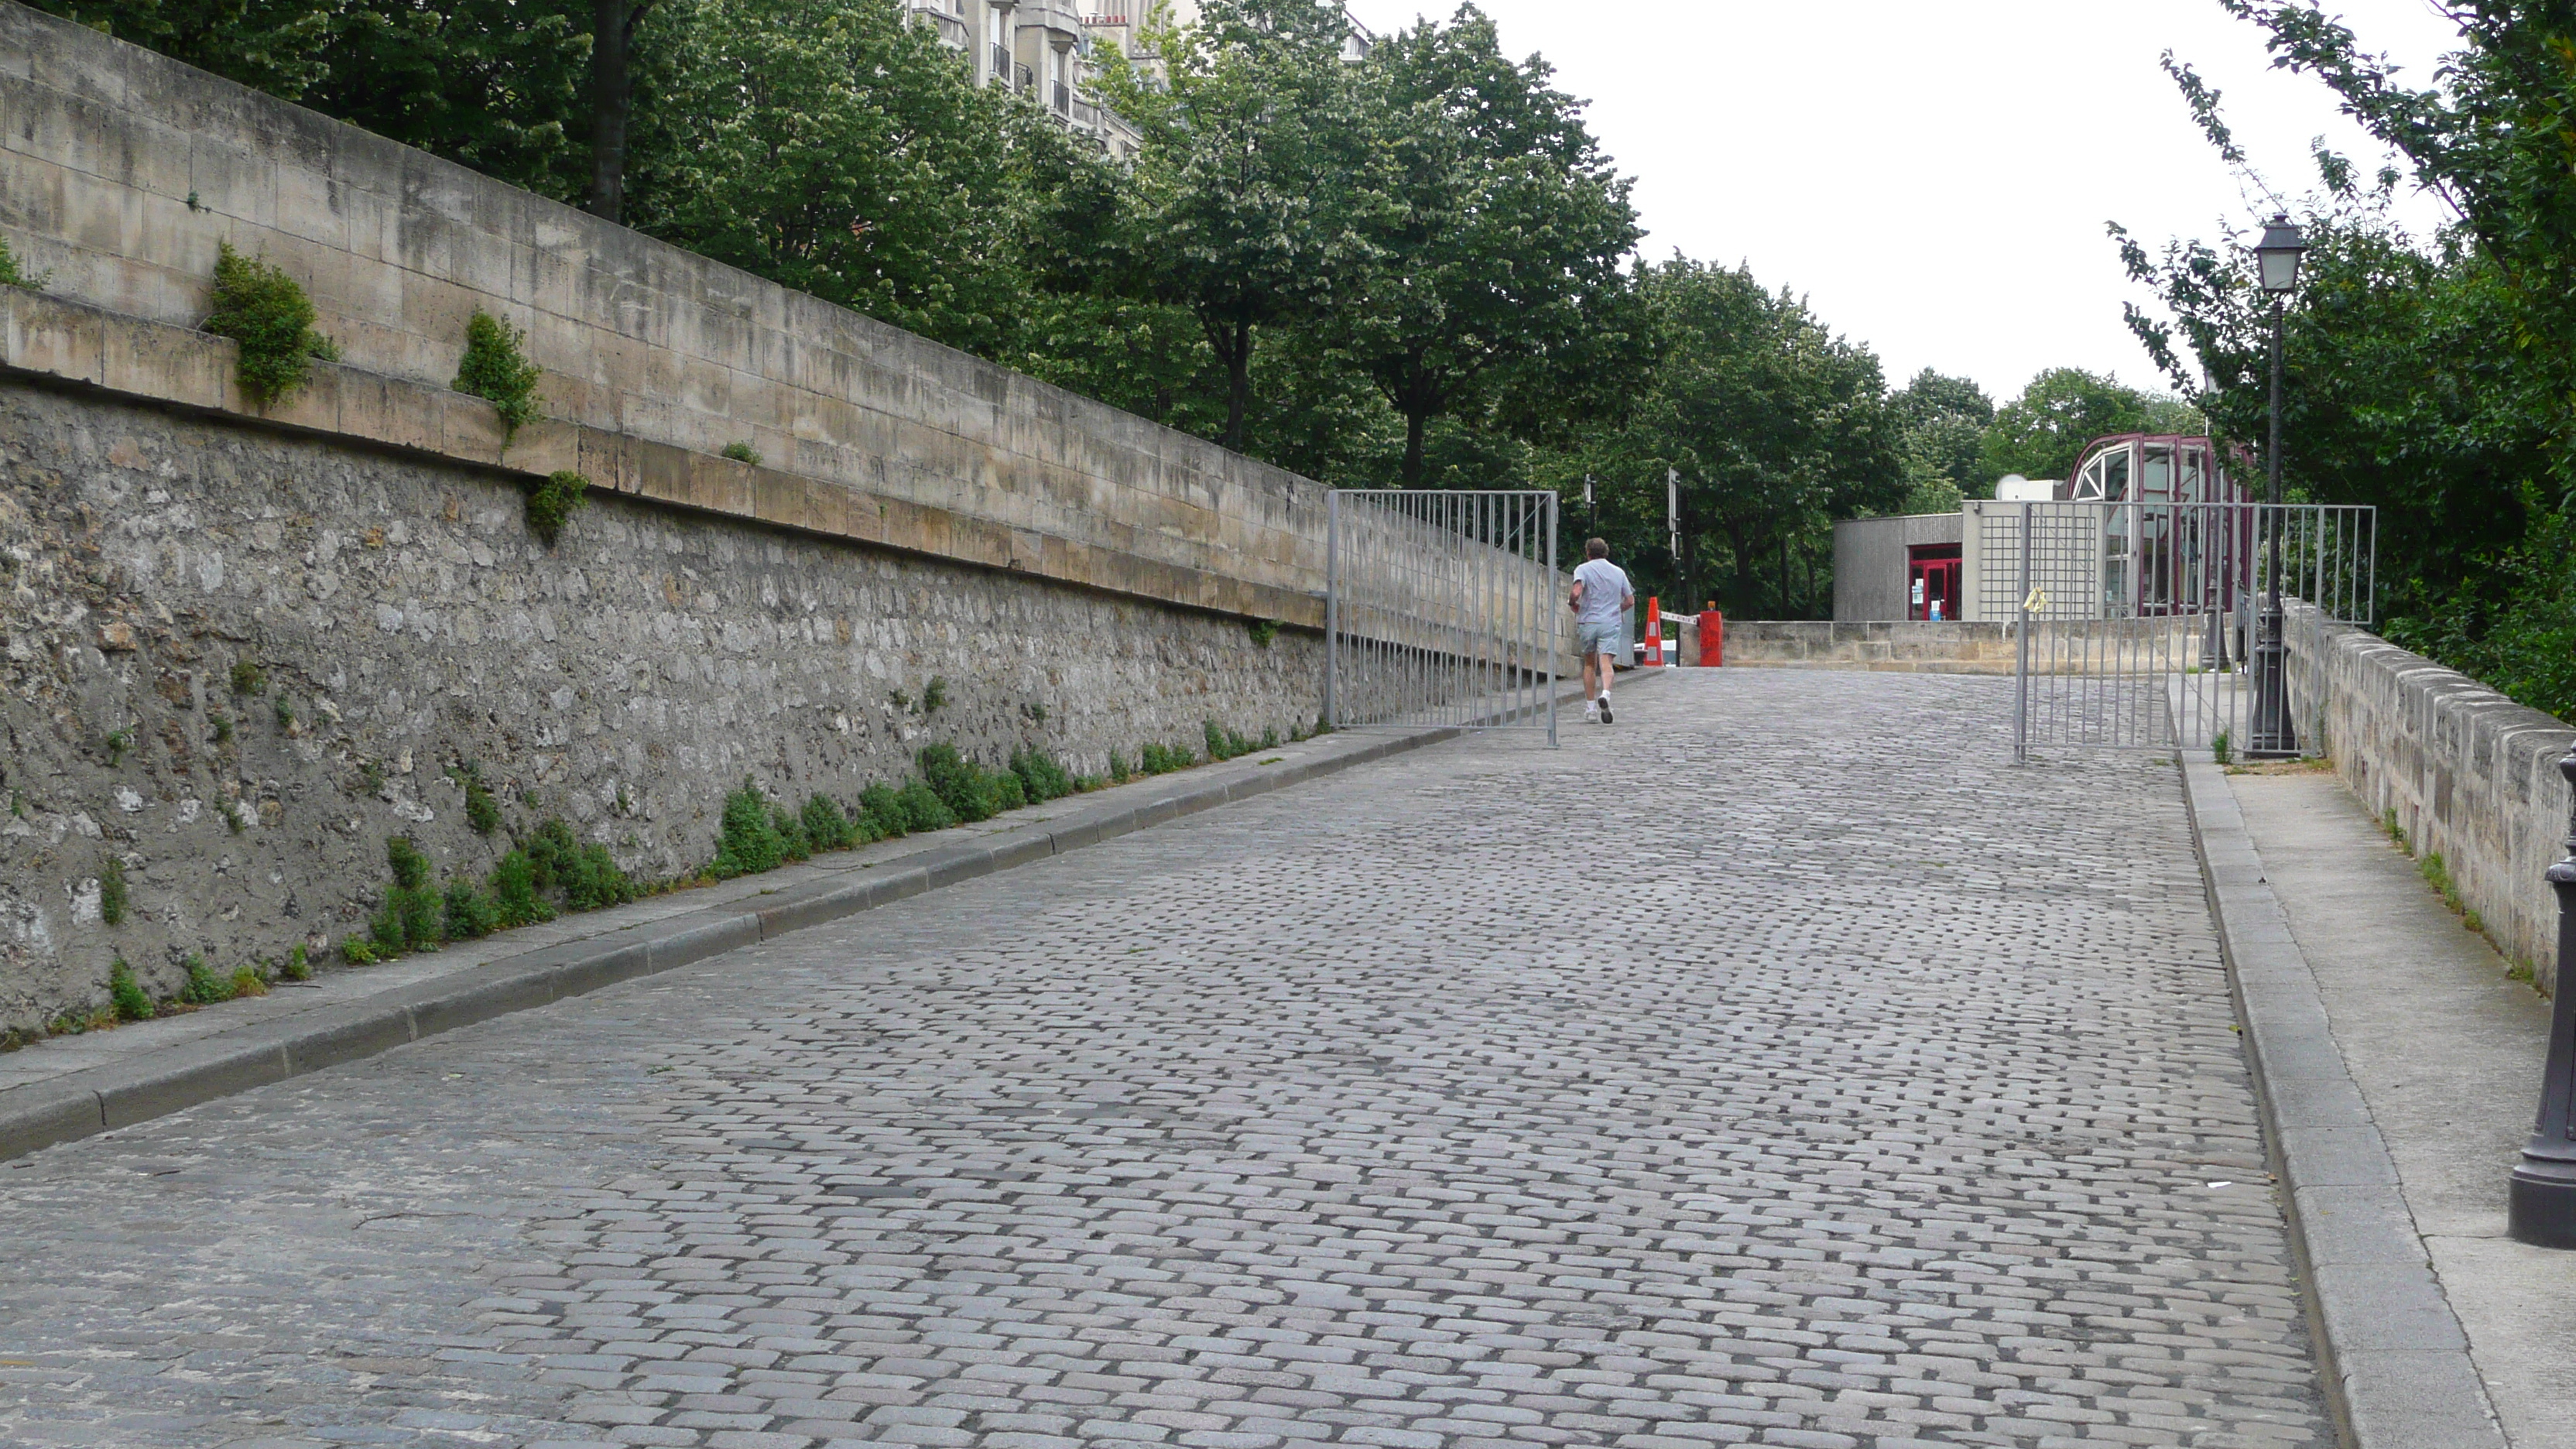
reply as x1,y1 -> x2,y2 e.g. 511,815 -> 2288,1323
2062,434 -> 2252,618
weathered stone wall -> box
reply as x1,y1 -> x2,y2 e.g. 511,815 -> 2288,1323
1724,620 -> 2017,674
2285,601 -> 2574,988
0,379 -> 1318,1036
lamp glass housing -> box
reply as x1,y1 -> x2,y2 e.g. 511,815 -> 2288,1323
2255,215 -> 2307,295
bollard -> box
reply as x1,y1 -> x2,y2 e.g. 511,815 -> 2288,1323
2509,743 -> 2576,1246
1700,604 -> 1723,667
1643,597 -> 1664,667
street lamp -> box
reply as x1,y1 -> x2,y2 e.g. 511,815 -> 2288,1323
2509,745 -> 2576,1246
2246,213 -> 2307,756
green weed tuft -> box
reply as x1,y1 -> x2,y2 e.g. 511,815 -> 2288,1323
1108,750 -> 1132,783
104,728 -> 132,766
273,696 -> 295,731
231,659 -> 266,695
721,440 -> 762,465
801,793 -> 864,853
341,936 -> 379,965
1139,742 -> 1195,775
230,964 -> 269,998
179,954 -> 235,1005
2211,729 -> 2232,766
713,777 -> 786,878
522,470 -> 589,548
443,876 -> 496,940
1011,748 -> 1074,804
455,762 -> 501,834
488,847 -> 550,927
896,778 -> 956,833
0,235 -> 50,290
108,958 -> 152,1021
773,801 -> 813,864
921,676 -> 947,714
451,309 -> 544,440
1245,618 -> 1280,647
99,855 -> 127,927
281,943 -> 311,981
204,242 -> 337,405
1204,721 -> 1256,762
857,783 -> 911,841
920,744 -> 1023,822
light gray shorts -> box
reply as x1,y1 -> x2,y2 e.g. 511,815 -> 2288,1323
1576,622 -> 1621,659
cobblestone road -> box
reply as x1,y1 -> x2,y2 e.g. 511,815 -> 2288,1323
0,671 -> 2328,1448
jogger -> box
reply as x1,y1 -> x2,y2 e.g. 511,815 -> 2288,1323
1568,538 -> 1633,724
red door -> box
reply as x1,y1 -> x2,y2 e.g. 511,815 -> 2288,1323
1908,548 -> 1961,621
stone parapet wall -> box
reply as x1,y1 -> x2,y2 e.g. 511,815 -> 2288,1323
1723,621 -> 2017,675
0,379 -> 1319,1037
2285,601 -> 2574,988
0,0 -> 1329,625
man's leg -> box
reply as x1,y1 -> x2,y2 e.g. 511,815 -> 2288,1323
1594,652 -> 1613,722
1581,652 -> 1601,714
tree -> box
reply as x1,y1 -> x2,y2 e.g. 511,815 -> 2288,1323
1978,367 -> 2182,485
1091,0 -> 1382,450
1565,259 -> 1905,618
1338,5 -> 1642,485
30,0 -> 335,100
625,0 -> 1055,358
586,0 -> 660,221
1890,368 -> 1992,509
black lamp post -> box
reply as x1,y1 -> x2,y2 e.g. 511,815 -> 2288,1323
2509,745 -> 2576,1246
2246,214 -> 2307,756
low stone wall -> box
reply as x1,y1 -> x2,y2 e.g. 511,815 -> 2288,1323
0,379 -> 1317,1038
2285,601 -> 2574,987
1723,621 -> 2016,674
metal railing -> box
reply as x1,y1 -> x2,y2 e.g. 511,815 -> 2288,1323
1979,500 -> 2376,759
1325,490 -> 1564,744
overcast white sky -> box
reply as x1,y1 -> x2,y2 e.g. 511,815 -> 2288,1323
1336,0 -> 2465,407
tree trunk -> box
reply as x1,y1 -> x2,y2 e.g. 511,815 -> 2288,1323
1400,406 -> 1427,488
1727,525 -> 1757,612
1221,318 -> 1252,450
1777,534 -> 1791,618
586,0 -> 646,223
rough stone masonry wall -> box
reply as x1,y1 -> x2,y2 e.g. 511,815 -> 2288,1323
0,380 -> 1319,1036
2286,601 -> 2575,988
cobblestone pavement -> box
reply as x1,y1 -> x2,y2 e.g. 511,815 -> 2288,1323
0,671 -> 2328,1448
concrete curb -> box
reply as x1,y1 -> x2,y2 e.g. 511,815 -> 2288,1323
2179,759 -> 2507,1449
0,721 -> 1495,1164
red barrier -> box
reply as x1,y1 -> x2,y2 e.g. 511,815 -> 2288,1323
1643,597 -> 1664,666
1700,605 -> 1723,666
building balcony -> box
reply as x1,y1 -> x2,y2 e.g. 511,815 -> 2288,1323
1016,0 -> 1086,43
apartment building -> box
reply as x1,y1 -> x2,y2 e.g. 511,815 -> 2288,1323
903,0 -> 1374,159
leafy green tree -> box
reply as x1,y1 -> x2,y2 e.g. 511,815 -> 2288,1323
1978,367 -> 2184,485
625,0 -> 1055,358
1090,0 -> 1383,450
1890,368 -> 1992,509
1334,5 -> 1643,485
1564,259 -> 1905,618
30,0 -> 335,99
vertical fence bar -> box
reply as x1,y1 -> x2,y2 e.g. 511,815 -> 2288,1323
2015,500 -> 2033,763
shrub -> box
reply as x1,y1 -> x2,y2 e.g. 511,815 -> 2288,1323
721,440 -> 762,465
526,818 -> 581,896
567,844 -> 634,910
379,836 -> 443,953
442,878 -> 495,940
488,848 -> 542,926
1108,751 -> 1132,783
858,783 -> 911,841
451,309 -> 544,440
920,744 -> 1016,823
108,958 -> 152,1021
281,943 -> 311,982
1011,748 -> 1074,804
341,936 -> 379,965
99,855 -> 127,927
773,801 -> 812,863
203,242 -> 337,405
896,778 -> 956,833
523,470 -> 589,548
1204,721 -> 1256,762
179,954 -> 234,1005
801,793 -> 861,853
713,777 -> 786,878
1139,742 -> 1194,776
229,964 -> 269,998
0,235 -> 48,290
2211,729 -> 2232,766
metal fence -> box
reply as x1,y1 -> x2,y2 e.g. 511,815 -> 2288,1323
1975,500 -> 2376,760
1324,490 -> 1564,744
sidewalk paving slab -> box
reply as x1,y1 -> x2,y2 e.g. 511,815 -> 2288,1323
2184,759 -> 2513,1449
0,706 -> 1610,1163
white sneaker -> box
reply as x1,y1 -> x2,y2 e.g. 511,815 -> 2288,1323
1598,697 -> 1613,724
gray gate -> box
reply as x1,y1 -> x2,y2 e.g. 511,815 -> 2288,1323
1977,499 -> 2376,761
1324,489 -> 1564,744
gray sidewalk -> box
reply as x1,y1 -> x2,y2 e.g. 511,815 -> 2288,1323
2229,769 -> 2576,1447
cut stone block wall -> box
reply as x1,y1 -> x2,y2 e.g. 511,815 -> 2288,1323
2286,601 -> 2574,988
1723,621 -> 2017,674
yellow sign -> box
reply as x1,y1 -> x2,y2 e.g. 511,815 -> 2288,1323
2023,587 -> 2049,614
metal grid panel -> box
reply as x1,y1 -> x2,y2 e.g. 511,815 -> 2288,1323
1981,500 -> 2376,759
1325,490 -> 1564,744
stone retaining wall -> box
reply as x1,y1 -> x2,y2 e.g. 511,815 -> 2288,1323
0,379 -> 1319,1036
1722,621 -> 2016,674
2285,601 -> 2574,988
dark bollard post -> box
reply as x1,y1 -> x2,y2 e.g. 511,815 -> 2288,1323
2509,743 -> 2576,1246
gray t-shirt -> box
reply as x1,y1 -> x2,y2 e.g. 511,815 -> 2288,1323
1573,558 -> 1631,629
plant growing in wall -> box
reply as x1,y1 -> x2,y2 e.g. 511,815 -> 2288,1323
201,242 -> 339,406
451,310 -> 545,442
522,470 -> 590,548
0,236 -> 47,291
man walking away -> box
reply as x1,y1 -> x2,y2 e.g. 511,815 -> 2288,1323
1569,537 -> 1633,724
